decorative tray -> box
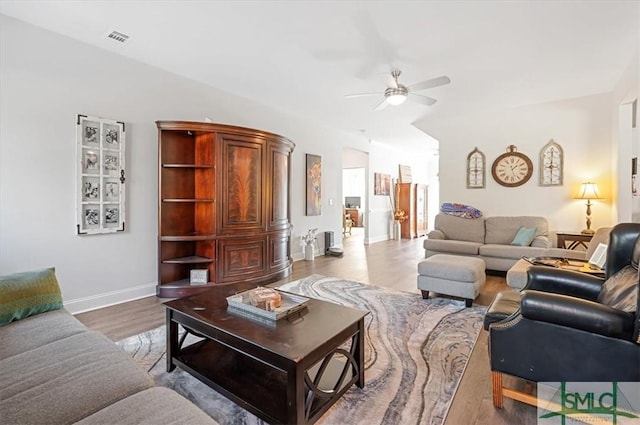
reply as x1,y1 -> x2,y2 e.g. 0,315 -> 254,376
226,289 -> 310,321
522,256 -> 604,275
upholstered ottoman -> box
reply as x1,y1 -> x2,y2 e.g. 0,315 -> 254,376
417,254 -> 486,307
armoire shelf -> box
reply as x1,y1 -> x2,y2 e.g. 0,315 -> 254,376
157,120 -> 295,298
161,255 -> 214,264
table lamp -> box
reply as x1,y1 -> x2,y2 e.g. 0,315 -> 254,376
575,182 -> 600,234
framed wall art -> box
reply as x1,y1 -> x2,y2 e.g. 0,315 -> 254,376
374,172 -> 391,195
539,139 -> 563,186
399,164 -> 412,183
466,147 -> 485,189
75,114 -> 126,234
306,153 -> 321,216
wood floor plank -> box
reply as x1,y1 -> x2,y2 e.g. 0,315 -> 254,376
74,228 -> 537,424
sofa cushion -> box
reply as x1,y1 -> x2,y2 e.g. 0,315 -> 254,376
485,216 -> 548,245
74,387 -> 219,425
0,267 -> 63,326
0,331 -> 153,424
424,239 -> 482,256
433,213 -> 485,243
0,309 -> 87,360
480,244 -> 548,260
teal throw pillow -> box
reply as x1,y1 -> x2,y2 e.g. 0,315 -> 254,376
0,267 -> 63,326
511,227 -> 537,246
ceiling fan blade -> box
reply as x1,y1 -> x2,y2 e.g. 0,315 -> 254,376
374,99 -> 388,111
409,93 -> 438,106
345,92 -> 383,99
408,76 -> 451,92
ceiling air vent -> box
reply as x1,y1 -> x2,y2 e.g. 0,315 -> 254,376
106,30 -> 130,43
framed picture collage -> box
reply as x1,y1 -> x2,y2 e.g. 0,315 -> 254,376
75,114 -> 126,234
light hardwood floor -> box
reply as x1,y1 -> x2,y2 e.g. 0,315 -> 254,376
75,227 -> 536,424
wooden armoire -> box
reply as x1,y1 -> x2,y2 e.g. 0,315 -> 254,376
396,183 -> 428,239
156,121 -> 295,297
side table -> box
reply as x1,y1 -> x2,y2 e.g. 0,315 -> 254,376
556,232 -> 593,250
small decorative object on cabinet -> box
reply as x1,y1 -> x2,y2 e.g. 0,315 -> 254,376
189,269 -> 208,285
539,139 -> 563,186
491,145 -> 533,187
396,183 -> 428,239
157,121 -> 295,297
466,147 -> 485,189
75,114 -> 126,235
345,208 -> 360,227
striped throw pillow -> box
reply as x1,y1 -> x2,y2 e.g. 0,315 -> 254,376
0,267 -> 63,326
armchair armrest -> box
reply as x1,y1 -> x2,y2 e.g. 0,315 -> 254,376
530,235 -> 549,248
524,265 -> 603,301
520,290 -> 634,339
427,230 -> 445,240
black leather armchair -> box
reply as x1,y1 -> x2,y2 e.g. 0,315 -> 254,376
488,223 -> 640,408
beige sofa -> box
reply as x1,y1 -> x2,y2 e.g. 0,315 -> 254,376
0,268 -> 217,425
424,214 -> 574,271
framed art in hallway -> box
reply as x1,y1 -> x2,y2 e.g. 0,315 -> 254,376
374,172 -> 391,195
76,114 -> 126,235
306,153 -> 322,216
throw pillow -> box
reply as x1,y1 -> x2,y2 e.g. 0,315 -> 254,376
597,265 -> 638,313
511,226 -> 537,246
0,267 -> 63,326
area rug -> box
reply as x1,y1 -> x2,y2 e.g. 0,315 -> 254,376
116,274 -> 485,425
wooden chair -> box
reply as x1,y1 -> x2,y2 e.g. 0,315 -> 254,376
343,208 -> 353,236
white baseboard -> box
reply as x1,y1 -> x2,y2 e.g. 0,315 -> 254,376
65,282 -> 157,315
368,234 -> 392,244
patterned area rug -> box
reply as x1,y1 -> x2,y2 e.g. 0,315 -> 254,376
117,274 -> 485,425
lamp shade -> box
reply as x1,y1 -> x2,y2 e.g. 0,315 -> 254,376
575,182 -> 600,200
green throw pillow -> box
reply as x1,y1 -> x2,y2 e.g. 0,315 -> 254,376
0,267 -> 63,326
511,227 -> 537,246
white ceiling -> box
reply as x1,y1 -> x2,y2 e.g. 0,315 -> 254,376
1,1 -> 638,151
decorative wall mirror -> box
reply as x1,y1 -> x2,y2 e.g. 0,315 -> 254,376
539,139 -> 563,186
466,147 -> 486,189
75,114 -> 126,234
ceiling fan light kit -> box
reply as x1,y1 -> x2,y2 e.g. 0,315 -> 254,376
385,90 -> 408,105
345,69 -> 450,110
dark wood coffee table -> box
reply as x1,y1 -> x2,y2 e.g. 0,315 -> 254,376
164,285 -> 368,425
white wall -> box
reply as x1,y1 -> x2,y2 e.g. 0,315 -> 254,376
420,92 -> 618,233
610,50 -> 639,223
0,15 -> 433,312
366,142 -> 432,242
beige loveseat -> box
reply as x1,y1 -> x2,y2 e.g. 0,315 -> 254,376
424,214 -> 569,271
0,268 -> 217,425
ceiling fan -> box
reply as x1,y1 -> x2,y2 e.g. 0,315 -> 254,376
345,69 -> 451,111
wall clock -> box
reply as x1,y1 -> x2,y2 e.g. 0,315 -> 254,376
539,139 -> 563,186
466,147 -> 485,188
491,145 -> 533,187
